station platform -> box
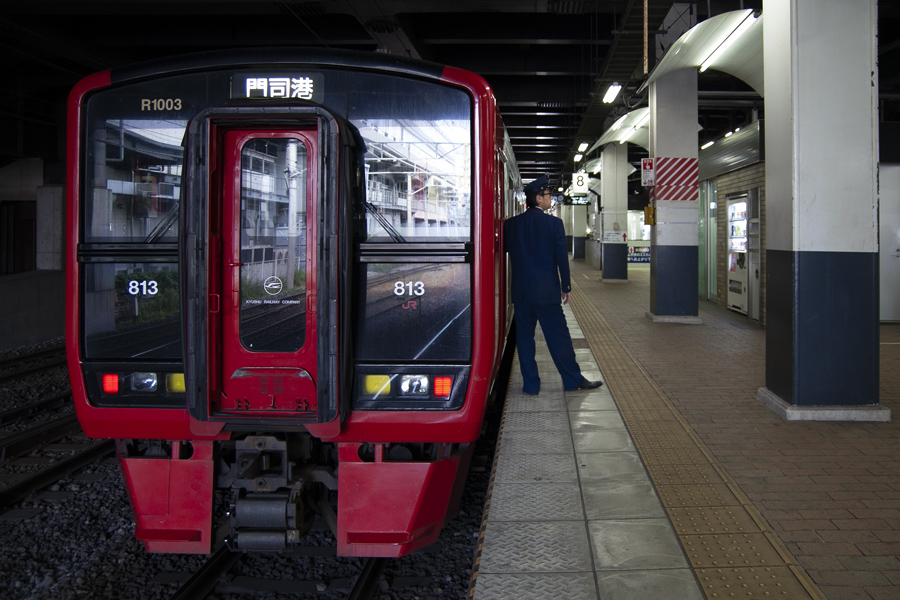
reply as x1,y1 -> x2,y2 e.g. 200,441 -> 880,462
469,261 -> 900,600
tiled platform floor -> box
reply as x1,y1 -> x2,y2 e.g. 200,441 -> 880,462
471,301 -> 704,600
471,260 -> 898,600
569,261 -> 900,600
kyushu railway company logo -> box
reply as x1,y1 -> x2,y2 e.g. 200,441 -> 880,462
264,276 -> 283,295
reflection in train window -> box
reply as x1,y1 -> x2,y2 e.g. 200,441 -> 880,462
238,137 -> 308,353
349,72 -> 471,243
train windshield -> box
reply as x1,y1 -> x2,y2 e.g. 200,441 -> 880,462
80,118 -> 186,359
77,66 -> 472,360
82,119 -> 185,243
355,116 -> 470,243
343,71 -> 471,243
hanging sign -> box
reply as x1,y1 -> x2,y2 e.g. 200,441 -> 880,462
571,172 -> 590,196
641,158 -> 655,187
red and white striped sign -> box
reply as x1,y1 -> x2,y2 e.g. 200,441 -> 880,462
649,157 -> 698,202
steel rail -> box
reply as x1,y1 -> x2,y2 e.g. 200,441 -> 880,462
347,557 -> 389,600
0,347 -> 64,372
0,413 -> 82,462
168,544 -> 243,600
0,391 -> 72,425
0,357 -> 67,386
0,439 -> 115,509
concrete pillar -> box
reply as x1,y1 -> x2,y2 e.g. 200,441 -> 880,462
35,185 -> 65,270
558,204 -> 587,257
758,0 -> 886,420
600,142 -> 628,280
570,204 -> 587,259
648,69 -> 700,322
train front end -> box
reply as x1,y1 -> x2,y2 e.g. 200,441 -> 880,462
65,50 -> 510,557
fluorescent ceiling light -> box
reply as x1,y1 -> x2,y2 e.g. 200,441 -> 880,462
700,11 -> 757,73
701,140 -> 715,150
602,83 -> 622,103
578,142 -> 589,152
574,153 -> 584,162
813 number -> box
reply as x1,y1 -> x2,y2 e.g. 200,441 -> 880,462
127,280 -> 158,296
393,281 -> 425,297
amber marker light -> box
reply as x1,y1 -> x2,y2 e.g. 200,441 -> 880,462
166,373 -> 186,393
363,374 -> 391,396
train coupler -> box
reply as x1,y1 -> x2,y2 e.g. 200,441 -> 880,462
228,489 -> 313,551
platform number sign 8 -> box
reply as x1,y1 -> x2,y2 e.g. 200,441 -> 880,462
572,172 -> 589,196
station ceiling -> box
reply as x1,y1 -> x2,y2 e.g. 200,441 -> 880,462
2,1 -> 900,194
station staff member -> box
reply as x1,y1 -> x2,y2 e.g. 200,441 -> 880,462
504,175 -> 603,395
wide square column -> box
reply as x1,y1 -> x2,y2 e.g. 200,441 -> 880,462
759,0 -> 886,420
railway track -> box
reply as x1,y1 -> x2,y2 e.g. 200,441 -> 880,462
0,349 -> 115,513
0,393 -> 116,511
0,347 -> 67,386
0,391 -> 72,425
0,438 -> 115,510
166,544 -> 404,600
0,345 -> 65,373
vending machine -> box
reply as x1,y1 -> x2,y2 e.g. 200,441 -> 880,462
726,190 -> 760,318
727,195 -> 748,313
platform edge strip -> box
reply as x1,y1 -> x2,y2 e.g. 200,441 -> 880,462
466,370 -> 510,600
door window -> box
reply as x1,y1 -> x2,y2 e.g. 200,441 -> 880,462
237,138 -> 308,353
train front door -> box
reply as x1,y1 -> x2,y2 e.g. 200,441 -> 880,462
214,129 -> 319,419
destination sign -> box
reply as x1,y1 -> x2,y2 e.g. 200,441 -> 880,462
232,72 -> 325,103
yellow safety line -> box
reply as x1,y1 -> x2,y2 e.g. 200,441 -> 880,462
569,280 -> 827,600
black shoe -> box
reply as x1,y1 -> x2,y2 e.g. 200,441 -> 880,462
570,379 -> 603,391
523,389 -> 539,396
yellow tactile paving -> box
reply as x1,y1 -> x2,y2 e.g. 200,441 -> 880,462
683,533 -> 792,568
645,462 -> 725,485
569,281 -> 827,600
697,566 -> 814,598
667,505 -> 763,535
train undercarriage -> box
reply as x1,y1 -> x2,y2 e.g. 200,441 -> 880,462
115,435 -> 472,556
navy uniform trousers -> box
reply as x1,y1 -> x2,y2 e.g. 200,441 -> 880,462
505,205 -> 585,395
514,302 -> 584,394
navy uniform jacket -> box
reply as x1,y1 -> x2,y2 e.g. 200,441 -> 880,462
504,207 -> 571,304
